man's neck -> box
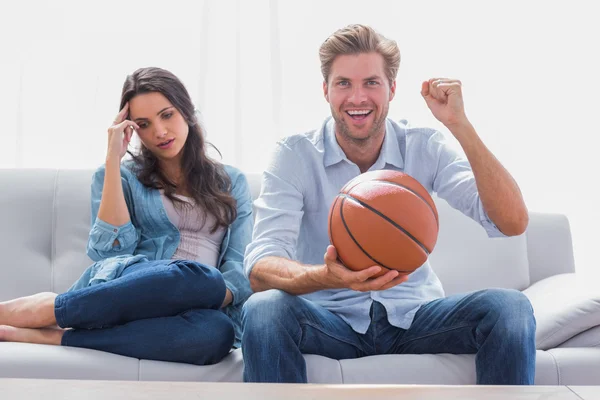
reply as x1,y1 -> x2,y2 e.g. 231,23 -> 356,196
335,131 -> 385,173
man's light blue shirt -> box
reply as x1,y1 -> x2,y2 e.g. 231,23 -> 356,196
244,117 -> 506,334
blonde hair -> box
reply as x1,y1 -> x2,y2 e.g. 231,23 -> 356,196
319,24 -> 400,85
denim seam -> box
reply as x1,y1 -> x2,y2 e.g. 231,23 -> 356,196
299,318 -> 365,355
396,323 -> 475,348
547,350 -> 562,384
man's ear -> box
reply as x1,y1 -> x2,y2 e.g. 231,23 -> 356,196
389,80 -> 397,101
323,81 -> 329,102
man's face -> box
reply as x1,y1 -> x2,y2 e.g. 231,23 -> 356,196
324,52 -> 396,144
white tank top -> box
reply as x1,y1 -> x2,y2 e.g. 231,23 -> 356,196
161,192 -> 226,268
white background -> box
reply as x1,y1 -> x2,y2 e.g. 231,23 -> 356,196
1,0 -> 598,279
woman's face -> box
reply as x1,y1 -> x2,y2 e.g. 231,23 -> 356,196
128,92 -> 189,163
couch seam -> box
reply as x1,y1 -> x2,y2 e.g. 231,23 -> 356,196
337,360 -> 344,383
566,386 -> 585,400
50,170 -> 59,293
547,350 -> 561,385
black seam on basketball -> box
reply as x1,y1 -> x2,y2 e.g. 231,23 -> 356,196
329,195 -> 340,243
339,197 -> 394,272
368,180 -> 438,225
340,194 -> 431,256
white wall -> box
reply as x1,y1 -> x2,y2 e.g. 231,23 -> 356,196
1,0 -> 598,279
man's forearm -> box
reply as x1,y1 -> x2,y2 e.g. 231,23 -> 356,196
249,256 -> 327,295
449,122 -> 529,236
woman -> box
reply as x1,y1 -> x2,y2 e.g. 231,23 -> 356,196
0,67 -> 253,365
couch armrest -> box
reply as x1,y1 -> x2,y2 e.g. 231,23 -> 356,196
523,273 -> 600,350
526,212 -> 575,284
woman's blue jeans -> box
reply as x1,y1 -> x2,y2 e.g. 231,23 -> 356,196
55,260 -> 234,365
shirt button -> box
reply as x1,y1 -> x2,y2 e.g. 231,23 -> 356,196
113,229 -> 118,233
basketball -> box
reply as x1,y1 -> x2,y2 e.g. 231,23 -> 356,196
328,170 -> 439,277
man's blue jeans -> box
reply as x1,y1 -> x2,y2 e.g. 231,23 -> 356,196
241,288 -> 536,384
55,260 -> 234,365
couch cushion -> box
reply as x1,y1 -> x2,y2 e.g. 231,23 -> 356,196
340,353 -> 476,384
53,169 -> 95,293
338,351 -> 559,385
139,348 -> 244,382
523,273 -> 600,350
0,342 -> 139,380
139,349 -> 343,383
557,325 -> 600,348
0,170 -> 56,300
547,348 -> 600,385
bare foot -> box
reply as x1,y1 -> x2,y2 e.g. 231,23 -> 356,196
0,325 -> 64,345
0,292 -> 58,328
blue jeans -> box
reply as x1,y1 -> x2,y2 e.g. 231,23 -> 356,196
241,288 -> 536,384
56,260 -> 235,365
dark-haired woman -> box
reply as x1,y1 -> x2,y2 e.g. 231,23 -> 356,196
0,67 -> 253,365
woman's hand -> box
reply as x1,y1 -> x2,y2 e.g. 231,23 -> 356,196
107,103 -> 140,162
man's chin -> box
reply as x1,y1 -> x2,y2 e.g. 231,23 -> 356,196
341,129 -> 374,143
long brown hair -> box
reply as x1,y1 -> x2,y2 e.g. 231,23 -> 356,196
120,67 -> 236,232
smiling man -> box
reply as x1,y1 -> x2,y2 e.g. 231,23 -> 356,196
242,24 -> 534,384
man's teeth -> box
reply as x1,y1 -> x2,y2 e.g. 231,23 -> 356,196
347,110 -> 371,115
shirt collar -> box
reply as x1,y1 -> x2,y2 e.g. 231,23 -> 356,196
322,117 -> 405,170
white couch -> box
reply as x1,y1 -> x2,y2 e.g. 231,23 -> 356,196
1,169 -> 599,384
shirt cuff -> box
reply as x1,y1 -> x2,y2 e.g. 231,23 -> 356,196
478,201 -> 508,238
91,219 -> 137,251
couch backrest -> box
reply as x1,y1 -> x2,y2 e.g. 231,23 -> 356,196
0,169 -> 574,300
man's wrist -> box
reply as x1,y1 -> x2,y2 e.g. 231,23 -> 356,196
306,265 -> 329,291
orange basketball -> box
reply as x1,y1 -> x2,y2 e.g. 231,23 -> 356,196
328,170 -> 439,277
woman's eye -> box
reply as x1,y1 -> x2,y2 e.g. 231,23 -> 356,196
163,112 -> 173,119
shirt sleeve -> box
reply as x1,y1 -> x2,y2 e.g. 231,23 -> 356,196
428,130 -> 506,238
243,141 -> 306,277
86,165 -> 141,261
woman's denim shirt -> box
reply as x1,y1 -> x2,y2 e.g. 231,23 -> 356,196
70,162 -> 253,347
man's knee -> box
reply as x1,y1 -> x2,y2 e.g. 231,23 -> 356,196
480,288 -> 535,330
242,289 -> 300,330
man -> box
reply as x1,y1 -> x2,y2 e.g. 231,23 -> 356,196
242,24 -> 535,384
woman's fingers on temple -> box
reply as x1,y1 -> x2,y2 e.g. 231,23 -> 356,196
114,103 -> 130,125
